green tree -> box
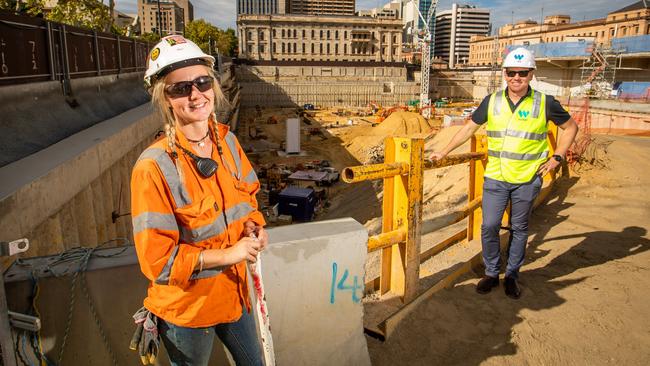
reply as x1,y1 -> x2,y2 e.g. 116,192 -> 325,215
139,32 -> 162,43
184,20 -> 238,57
46,0 -> 110,31
0,0 -> 45,16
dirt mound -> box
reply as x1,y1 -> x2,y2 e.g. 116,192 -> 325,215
373,111 -> 435,137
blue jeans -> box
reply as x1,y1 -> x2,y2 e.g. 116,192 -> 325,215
159,309 -> 263,366
481,175 -> 543,279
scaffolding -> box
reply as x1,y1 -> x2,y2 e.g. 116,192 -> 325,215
487,35 -> 500,94
579,44 -> 622,98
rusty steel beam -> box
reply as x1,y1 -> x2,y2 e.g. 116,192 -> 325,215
423,152 -> 486,170
342,162 -> 409,183
367,228 -> 407,253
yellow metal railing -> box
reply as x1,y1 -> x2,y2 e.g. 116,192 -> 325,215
342,123 -> 560,305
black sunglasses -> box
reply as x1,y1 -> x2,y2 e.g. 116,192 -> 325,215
165,76 -> 214,98
505,70 -> 531,77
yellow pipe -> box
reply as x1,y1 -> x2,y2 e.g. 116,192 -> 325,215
368,228 -> 407,252
342,162 -> 409,183
423,152 -> 486,170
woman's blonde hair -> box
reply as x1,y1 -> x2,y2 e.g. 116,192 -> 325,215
150,65 -> 229,157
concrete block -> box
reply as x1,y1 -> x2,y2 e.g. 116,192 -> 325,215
264,218 -> 370,366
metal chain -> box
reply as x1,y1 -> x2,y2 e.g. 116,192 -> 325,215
57,256 -> 81,365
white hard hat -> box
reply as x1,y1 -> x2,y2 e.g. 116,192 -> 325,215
503,47 -> 536,69
144,35 -> 215,89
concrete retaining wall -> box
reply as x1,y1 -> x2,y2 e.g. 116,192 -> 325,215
4,218 -> 370,366
237,64 -> 408,82
240,81 -> 420,107
0,103 -> 159,263
0,72 -> 150,167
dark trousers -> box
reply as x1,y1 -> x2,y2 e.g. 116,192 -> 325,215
481,175 -> 543,279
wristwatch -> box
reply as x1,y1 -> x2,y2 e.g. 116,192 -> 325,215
552,154 -> 563,162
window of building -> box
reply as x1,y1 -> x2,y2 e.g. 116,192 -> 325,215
311,44 -> 314,53
247,45 -> 252,53
282,43 -> 285,53
327,30 -> 331,39
273,43 -> 276,53
294,42 -> 297,53
344,44 -> 347,54
344,31 -> 347,39
634,25 -> 639,34
312,29 -> 315,38
302,29 -> 305,37
248,31 -> 252,39
273,29 -> 276,37
335,44 -> 338,54
282,29 -> 285,38
393,35 -> 397,43
382,35 -> 386,42
621,27 -> 627,36
336,30 -> 339,38
293,29 -> 297,38
327,44 -> 330,54
302,43 -> 305,53
260,32 -> 264,41
320,44 -> 323,54
320,30 -> 323,38
259,44 -> 265,53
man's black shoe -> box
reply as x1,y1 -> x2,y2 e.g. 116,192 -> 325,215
476,276 -> 499,294
504,277 -> 521,299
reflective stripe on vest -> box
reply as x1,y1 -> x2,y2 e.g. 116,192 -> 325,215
485,89 -> 549,183
133,201 -> 255,285
224,132 -> 242,180
137,148 -> 192,207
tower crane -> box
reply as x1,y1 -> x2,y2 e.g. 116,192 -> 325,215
417,0 -> 439,119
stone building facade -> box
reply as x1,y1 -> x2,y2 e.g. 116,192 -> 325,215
237,14 -> 403,62
469,1 -> 650,66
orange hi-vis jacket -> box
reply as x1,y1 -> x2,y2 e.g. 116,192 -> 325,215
131,121 -> 265,328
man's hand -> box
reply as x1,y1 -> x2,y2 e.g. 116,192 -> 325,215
537,158 -> 560,177
430,151 -> 447,161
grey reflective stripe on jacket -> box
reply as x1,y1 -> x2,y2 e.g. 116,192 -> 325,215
224,132 -> 242,180
486,130 -> 547,141
488,149 -> 549,161
137,148 -> 192,207
135,202 -> 256,285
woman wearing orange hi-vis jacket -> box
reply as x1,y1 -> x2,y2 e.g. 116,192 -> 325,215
130,35 -> 267,366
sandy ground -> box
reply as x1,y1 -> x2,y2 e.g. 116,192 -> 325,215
367,134 -> 650,365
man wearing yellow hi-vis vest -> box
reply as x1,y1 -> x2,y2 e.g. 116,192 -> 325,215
431,47 -> 579,299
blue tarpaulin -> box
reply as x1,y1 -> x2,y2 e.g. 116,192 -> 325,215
611,35 -> 650,53
506,41 -> 594,58
616,81 -> 650,100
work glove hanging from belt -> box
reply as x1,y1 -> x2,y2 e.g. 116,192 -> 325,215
129,307 -> 159,365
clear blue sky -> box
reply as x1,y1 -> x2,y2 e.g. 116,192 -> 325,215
114,0 -> 631,32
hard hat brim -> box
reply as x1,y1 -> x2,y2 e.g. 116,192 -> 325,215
151,58 -> 214,85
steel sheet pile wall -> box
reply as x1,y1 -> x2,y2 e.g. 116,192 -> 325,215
239,81 -> 420,107
0,11 -> 150,85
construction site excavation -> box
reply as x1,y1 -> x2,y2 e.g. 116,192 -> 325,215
1,1 -> 650,366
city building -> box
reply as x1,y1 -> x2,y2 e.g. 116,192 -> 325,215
237,0 -> 288,15
469,0 -> 650,66
401,0 -> 420,45
138,0 -> 194,35
237,14 -> 403,62
357,0 -> 401,19
434,4 -> 490,68
288,0 -> 355,16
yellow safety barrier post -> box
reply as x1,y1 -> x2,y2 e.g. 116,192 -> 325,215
379,137 -> 424,303
468,135 -> 487,241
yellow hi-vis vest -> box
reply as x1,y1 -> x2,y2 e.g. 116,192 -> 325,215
485,89 -> 548,183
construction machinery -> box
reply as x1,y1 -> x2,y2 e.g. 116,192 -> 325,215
417,0 -> 439,119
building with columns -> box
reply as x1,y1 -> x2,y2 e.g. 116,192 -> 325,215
237,14 -> 403,62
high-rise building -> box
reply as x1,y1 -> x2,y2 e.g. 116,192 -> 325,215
434,4 -> 490,68
237,0 -> 287,15
138,0 -> 194,35
289,0 -> 355,16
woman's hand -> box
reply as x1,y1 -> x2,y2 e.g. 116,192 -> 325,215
227,237 -> 261,263
255,226 -> 269,251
